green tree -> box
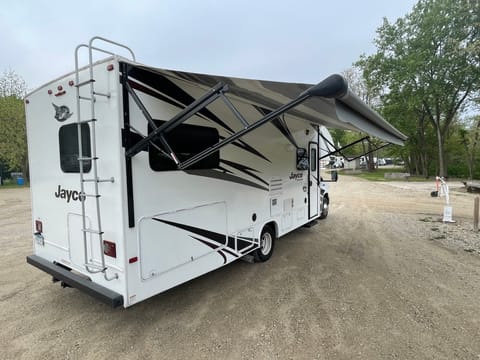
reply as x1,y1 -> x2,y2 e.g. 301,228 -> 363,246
0,70 -> 28,177
358,0 -> 480,177
459,115 -> 480,179
342,66 -> 403,171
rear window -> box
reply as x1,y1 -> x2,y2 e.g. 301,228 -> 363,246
59,123 -> 92,173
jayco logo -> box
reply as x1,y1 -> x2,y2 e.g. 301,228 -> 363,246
55,185 -> 83,202
289,172 -> 303,181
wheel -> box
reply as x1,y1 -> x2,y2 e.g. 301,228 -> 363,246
253,225 -> 275,262
319,195 -> 329,219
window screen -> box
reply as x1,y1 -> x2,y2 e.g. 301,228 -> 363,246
149,120 -> 220,171
59,123 -> 92,173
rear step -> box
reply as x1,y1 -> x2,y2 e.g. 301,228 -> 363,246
26,255 -> 123,308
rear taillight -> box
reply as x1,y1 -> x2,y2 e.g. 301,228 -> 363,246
103,240 -> 117,258
34,220 -> 44,246
35,220 -> 43,233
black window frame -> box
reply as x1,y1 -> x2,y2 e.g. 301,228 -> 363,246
310,148 -> 317,172
148,120 -> 220,171
59,123 -> 92,173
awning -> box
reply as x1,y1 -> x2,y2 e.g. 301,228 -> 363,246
134,65 -> 407,145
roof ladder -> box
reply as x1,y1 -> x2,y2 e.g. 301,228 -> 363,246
74,37 -> 135,281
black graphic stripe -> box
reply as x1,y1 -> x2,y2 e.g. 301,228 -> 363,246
215,166 -> 234,174
220,159 -> 269,187
190,236 -> 219,251
128,79 -> 183,110
125,64 -> 271,163
221,247 -> 240,258
217,250 -> 228,264
126,66 -> 235,132
191,236 -> 241,259
255,106 -> 299,148
218,136 -> 271,163
237,239 -> 255,253
190,236 -> 228,264
153,218 -> 227,244
153,218 -> 255,253
185,169 -> 268,191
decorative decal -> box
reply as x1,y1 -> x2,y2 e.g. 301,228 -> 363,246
52,103 -> 73,122
220,159 -> 269,187
185,169 -> 269,192
255,106 -> 299,148
152,218 -> 257,263
125,67 -> 271,163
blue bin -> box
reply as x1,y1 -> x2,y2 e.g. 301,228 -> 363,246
17,177 -> 24,186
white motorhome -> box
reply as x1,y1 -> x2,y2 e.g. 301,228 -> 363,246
25,37 -> 406,308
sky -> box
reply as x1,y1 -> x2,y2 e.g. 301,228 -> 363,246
0,0 -> 418,91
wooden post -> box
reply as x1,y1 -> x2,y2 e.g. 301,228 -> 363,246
474,197 -> 479,231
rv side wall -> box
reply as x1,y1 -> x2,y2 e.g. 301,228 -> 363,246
120,68 -> 320,306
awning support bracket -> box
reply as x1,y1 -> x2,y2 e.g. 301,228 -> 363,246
319,134 -> 392,162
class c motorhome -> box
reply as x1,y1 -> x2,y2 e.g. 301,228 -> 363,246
25,37 -> 406,308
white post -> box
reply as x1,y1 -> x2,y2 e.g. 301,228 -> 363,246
474,197 -> 479,231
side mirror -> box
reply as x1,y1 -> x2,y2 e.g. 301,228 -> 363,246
331,170 -> 338,182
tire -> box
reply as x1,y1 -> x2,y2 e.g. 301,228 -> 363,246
253,225 -> 275,262
319,195 -> 329,219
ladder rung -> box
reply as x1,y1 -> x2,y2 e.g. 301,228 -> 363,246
78,157 -> 98,161
75,79 -> 95,87
79,96 -> 95,101
77,118 -> 97,125
93,91 -> 110,98
82,193 -> 101,198
84,264 -> 106,272
82,177 -> 115,183
81,228 -> 104,235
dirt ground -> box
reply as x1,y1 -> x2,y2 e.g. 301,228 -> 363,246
1,176 -> 480,360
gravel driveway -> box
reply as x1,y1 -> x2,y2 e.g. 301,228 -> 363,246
1,176 -> 479,359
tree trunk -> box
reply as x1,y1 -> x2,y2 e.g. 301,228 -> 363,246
367,142 -> 375,171
435,125 -> 446,177
421,152 -> 429,177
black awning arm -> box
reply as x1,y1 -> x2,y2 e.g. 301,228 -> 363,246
319,135 -> 368,160
177,91 -> 311,170
319,134 -> 392,161
125,81 -> 229,159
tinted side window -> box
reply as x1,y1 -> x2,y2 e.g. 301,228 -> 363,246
310,148 -> 317,172
149,120 -> 219,171
59,123 -> 92,173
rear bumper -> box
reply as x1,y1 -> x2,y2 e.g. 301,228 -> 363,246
26,255 -> 123,308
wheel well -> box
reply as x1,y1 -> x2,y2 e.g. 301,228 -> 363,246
263,221 -> 278,238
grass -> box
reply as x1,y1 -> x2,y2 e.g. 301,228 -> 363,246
341,168 -> 429,182
0,179 -> 29,189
